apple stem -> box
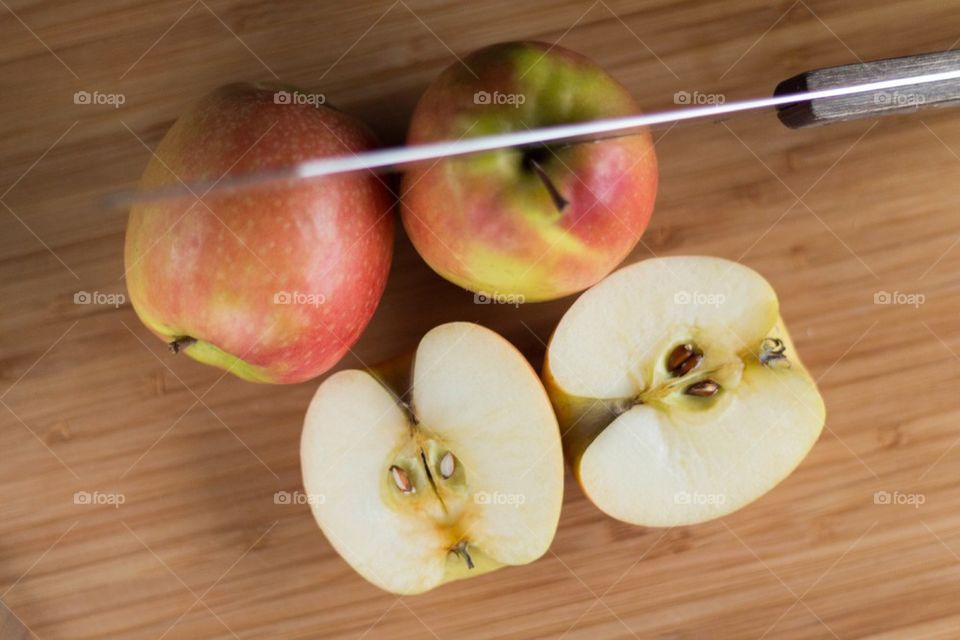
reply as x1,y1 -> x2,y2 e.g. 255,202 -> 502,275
399,400 -> 419,425
528,158 -> 569,212
168,336 -> 197,354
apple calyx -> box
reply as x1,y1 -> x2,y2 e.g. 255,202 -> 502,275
167,336 -> 197,354
759,337 -> 790,367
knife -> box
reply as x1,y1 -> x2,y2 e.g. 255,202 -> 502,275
112,49 -> 960,207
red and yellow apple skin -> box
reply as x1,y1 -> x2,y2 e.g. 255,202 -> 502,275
401,41 -> 658,302
125,83 -> 394,384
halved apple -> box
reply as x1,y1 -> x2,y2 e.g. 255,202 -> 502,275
544,256 -> 825,526
301,322 -> 564,594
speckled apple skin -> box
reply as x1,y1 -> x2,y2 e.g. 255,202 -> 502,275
401,42 -> 658,302
125,83 -> 394,383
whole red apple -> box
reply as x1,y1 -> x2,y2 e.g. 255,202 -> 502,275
401,41 -> 658,302
125,83 -> 394,383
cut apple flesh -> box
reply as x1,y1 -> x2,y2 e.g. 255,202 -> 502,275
301,322 -> 563,594
544,257 -> 825,526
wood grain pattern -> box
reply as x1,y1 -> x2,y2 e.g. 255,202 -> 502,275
3,1 -> 960,638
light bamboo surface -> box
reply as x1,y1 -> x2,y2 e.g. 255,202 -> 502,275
2,0 -> 960,638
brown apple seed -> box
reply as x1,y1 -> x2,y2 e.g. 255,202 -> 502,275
685,379 -> 720,397
389,465 -> 414,493
667,344 -> 703,377
677,352 -> 704,376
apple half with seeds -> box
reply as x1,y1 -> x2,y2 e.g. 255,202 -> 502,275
544,256 -> 825,526
301,322 -> 564,594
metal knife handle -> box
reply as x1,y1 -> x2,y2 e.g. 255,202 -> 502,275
775,50 -> 960,128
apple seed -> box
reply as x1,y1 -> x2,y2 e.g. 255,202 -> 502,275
667,343 -> 703,377
685,379 -> 720,397
439,451 -> 455,479
389,465 -> 414,493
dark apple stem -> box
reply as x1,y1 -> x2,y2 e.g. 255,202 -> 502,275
452,541 -> 475,570
168,336 -> 197,354
528,158 -> 569,212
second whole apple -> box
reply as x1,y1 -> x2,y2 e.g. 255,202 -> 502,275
401,41 -> 658,302
125,83 -> 394,383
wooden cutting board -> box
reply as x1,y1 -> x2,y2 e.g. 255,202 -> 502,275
2,0 -> 960,638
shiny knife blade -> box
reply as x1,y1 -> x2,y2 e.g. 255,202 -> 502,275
111,66 -> 960,208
